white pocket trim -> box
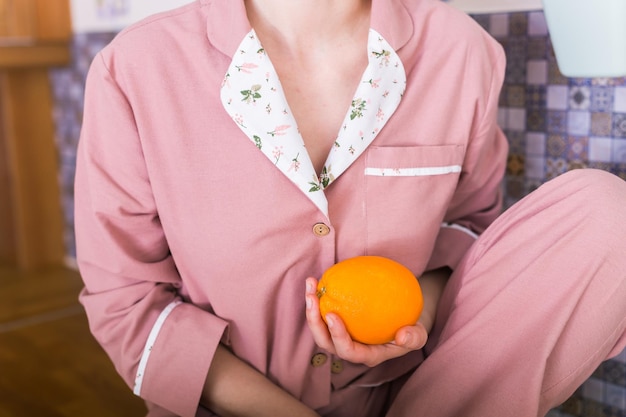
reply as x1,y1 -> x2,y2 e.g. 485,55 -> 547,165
133,299 -> 182,396
364,165 -> 462,177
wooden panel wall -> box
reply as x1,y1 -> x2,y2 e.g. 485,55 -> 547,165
0,0 -> 71,269
0,71 -> 66,268
0,0 -> 35,40
0,0 -> 71,41
0,93 -> 16,264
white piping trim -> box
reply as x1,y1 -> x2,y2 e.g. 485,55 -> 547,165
441,222 -> 479,239
364,165 -> 462,177
133,299 -> 183,396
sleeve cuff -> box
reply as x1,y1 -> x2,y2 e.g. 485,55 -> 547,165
136,301 -> 229,417
426,223 -> 478,271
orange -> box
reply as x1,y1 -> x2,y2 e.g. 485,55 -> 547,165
317,255 -> 423,345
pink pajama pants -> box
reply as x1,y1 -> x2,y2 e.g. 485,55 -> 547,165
154,169 -> 626,417
384,168 -> 626,417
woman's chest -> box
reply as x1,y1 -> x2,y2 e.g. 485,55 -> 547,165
274,52 -> 369,174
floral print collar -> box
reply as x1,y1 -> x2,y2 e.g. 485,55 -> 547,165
220,29 -> 406,217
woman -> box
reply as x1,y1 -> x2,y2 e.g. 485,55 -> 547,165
75,0 -> 626,415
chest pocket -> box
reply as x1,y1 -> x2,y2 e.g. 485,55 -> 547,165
363,145 -> 465,273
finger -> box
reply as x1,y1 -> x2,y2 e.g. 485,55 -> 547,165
324,313 -> 354,350
304,277 -> 318,299
324,313 -> 388,367
327,315 -> 427,367
304,278 -> 336,353
394,323 -> 429,350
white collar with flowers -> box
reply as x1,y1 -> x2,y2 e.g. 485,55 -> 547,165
220,28 -> 406,217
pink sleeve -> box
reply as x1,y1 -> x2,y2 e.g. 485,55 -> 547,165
75,52 -> 227,417
427,36 -> 509,271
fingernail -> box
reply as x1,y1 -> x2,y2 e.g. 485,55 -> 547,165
401,333 -> 411,346
306,281 -> 313,294
306,296 -> 311,310
325,315 -> 334,329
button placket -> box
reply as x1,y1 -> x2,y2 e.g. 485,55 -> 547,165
310,353 -> 328,367
330,359 -> 344,374
313,223 -> 331,236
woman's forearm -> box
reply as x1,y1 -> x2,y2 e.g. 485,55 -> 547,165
417,267 -> 451,333
201,345 -> 320,417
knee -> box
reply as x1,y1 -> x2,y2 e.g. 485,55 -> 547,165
533,169 -> 626,235
560,167 -> 623,187
558,168 -> 626,232
550,168 -> 626,207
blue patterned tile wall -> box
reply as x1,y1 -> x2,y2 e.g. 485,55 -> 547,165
48,11 -> 624,416
470,11 -> 626,210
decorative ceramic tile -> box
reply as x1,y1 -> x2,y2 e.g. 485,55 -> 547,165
582,400 -> 610,417
547,85 -> 569,110
589,161 -> 616,173
547,133 -> 567,157
566,135 -> 588,160
590,87 -> 614,112
569,77 -> 594,87
526,132 -> 546,155
503,176 -> 526,206
606,383 -> 626,409
584,379 -> 607,405
615,139 -> 626,162
617,164 -> 626,180
509,13 -> 528,36
507,36 -> 528,61
526,85 -> 546,108
599,358 -> 626,386
508,108 -> 527,131
497,107 -> 508,129
567,111 -> 591,136
527,109 -> 547,131
525,85 -> 546,110
489,13 -> 510,38
527,11 -> 549,36
612,113 -> 626,138
569,86 -> 591,110
589,137 -> 614,162
613,87 -> 626,113
591,113 -> 613,137
506,153 -> 525,176
505,84 -> 526,107
526,155 -> 546,179
527,60 -> 548,85
527,37 -> 548,60
547,110 -> 568,133
507,130 -> 526,154
546,157 -> 569,179
560,391 -> 584,416
506,56 -> 527,84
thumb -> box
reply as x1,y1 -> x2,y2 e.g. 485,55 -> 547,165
395,324 -> 428,350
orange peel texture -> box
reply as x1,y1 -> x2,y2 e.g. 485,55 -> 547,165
317,255 -> 424,345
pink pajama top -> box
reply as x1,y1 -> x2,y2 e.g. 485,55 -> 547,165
75,0 -> 508,415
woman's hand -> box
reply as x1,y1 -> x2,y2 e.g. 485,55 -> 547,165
304,268 -> 449,368
304,277 -> 428,367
